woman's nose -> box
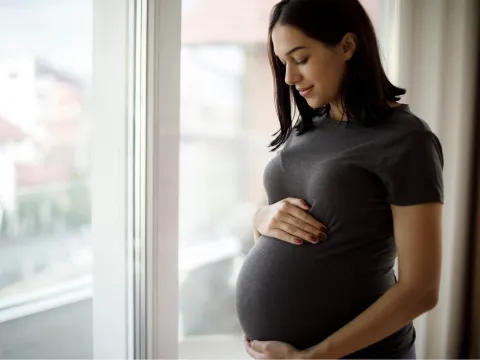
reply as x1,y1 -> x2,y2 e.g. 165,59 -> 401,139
284,65 -> 301,86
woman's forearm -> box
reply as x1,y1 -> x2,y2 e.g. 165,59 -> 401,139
302,282 -> 438,359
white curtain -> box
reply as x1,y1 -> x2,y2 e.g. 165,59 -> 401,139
392,0 -> 479,358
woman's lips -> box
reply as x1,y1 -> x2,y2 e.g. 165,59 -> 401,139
298,85 -> 314,97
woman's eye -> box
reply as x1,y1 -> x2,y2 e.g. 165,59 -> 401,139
295,57 -> 308,65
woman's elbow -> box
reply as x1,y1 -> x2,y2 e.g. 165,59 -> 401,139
403,282 -> 440,314
418,288 -> 439,313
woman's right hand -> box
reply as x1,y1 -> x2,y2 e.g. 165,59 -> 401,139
253,198 -> 328,245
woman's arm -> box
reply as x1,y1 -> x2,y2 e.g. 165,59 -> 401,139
302,202 -> 442,359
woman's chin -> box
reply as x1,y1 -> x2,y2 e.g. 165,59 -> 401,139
306,98 -> 325,109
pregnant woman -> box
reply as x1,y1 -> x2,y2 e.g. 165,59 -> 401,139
236,0 -> 444,359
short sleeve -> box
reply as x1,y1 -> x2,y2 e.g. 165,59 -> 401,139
377,130 -> 444,205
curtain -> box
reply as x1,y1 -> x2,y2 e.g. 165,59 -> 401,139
465,117 -> 480,358
463,25 -> 480,358
394,0 -> 479,358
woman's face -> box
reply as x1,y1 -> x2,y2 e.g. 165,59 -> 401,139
271,24 -> 355,109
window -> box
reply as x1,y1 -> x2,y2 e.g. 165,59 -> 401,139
0,1 -> 134,358
0,0 -> 93,357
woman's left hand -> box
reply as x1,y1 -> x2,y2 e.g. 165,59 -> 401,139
243,335 -> 305,359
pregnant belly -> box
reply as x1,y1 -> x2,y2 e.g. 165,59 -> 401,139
236,235 -> 395,350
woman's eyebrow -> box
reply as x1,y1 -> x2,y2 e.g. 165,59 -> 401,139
285,46 -> 306,56
275,46 -> 307,62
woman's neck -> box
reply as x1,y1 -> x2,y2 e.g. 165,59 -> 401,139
329,101 -> 347,121
328,100 -> 401,121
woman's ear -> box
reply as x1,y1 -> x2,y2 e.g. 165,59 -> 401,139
342,32 -> 357,60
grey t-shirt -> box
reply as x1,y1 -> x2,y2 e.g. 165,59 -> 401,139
236,104 -> 444,358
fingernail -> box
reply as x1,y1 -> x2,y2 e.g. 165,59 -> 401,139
312,238 -> 319,243
295,239 -> 303,244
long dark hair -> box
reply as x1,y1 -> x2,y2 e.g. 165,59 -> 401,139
267,0 -> 406,151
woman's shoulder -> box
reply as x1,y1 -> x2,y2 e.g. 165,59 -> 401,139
377,104 -> 443,163
370,105 -> 443,163
381,104 -> 433,133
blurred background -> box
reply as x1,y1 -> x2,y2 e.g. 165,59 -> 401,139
0,0 -> 479,359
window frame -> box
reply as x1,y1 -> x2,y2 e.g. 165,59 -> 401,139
143,0 -> 182,358
91,0 -> 136,358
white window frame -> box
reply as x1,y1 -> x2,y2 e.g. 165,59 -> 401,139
93,0 -> 181,358
144,0 -> 182,358
92,0 -> 137,358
